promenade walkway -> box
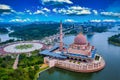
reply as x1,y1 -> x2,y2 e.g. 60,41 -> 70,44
13,54 -> 19,69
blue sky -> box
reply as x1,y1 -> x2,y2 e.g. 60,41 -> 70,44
0,0 -> 120,22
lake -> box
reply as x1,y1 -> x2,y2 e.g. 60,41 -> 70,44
38,31 -> 120,80
0,28 -> 17,42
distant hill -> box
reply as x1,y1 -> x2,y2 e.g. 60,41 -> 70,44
0,27 -> 8,34
9,22 -> 72,40
8,23 -> 63,40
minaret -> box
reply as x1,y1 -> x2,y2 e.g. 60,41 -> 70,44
59,20 -> 63,51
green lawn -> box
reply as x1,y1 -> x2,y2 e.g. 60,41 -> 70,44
15,44 -> 33,49
0,50 -> 45,80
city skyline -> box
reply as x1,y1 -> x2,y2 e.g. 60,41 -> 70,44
0,0 -> 120,22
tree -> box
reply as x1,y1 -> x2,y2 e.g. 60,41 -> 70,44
34,65 -> 39,71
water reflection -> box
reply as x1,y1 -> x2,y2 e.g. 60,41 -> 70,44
38,31 -> 120,80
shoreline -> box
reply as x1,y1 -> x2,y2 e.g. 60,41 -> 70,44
109,41 -> 120,46
34,64 -> 49,80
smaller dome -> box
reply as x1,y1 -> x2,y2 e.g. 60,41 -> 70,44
74,33 -> 87,45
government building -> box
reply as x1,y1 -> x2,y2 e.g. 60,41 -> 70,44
40,21 -> 105,73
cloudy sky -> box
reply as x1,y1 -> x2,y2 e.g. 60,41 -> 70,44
0,0 -> 120,22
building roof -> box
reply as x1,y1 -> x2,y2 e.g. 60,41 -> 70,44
40,50 -> 67,59
40,46 -> 97,59
74,33 -> 87,45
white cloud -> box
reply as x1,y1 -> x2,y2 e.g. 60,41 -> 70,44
0,4 -> 25,16
52,6 -> 91,16
77,9 -> 91,15
64,19 -> 76,22
58,8 -> 67,13
26,10 -> 30,13
69,6 -> 83,10
42,7 -> 50,12
25,9 -> 33,15
0,4 -> 11,10
101,12 -> 120,18
10,18 -> 30,22
42,0 -> 73,5
10,10 -> 25,15
52,8 -> 57,12
93,10 -> 98,15
103,19 -> 116,22
0,4 -> 12,14
29,12 -> 32,15
90,19 -> 101,22
33,10 -> 44,14
1,12 -> 11,15
90,19 -> 117,22
33,7 -> 51,15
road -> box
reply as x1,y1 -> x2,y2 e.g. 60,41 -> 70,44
13,54 -> 19,69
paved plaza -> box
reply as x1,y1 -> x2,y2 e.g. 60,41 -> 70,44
4,42 -> 43,53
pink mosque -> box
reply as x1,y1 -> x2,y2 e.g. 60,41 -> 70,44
41,21 -> 105,73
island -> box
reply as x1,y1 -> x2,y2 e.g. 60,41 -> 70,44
108,34 -> 120,46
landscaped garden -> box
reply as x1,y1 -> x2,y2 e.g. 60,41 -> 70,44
4,42 -> 43,53
0,50 -> 48,80
15,44 -> 33,49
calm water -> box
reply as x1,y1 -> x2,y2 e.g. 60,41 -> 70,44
38,31 -> 120,80
0,28 -> 17,42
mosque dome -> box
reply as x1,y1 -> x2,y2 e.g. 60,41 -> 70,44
74,33 -> 87,45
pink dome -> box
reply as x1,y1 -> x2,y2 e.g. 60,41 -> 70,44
74,33 -> 87,45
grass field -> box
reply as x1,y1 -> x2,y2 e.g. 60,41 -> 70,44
15,44 -> 33,49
